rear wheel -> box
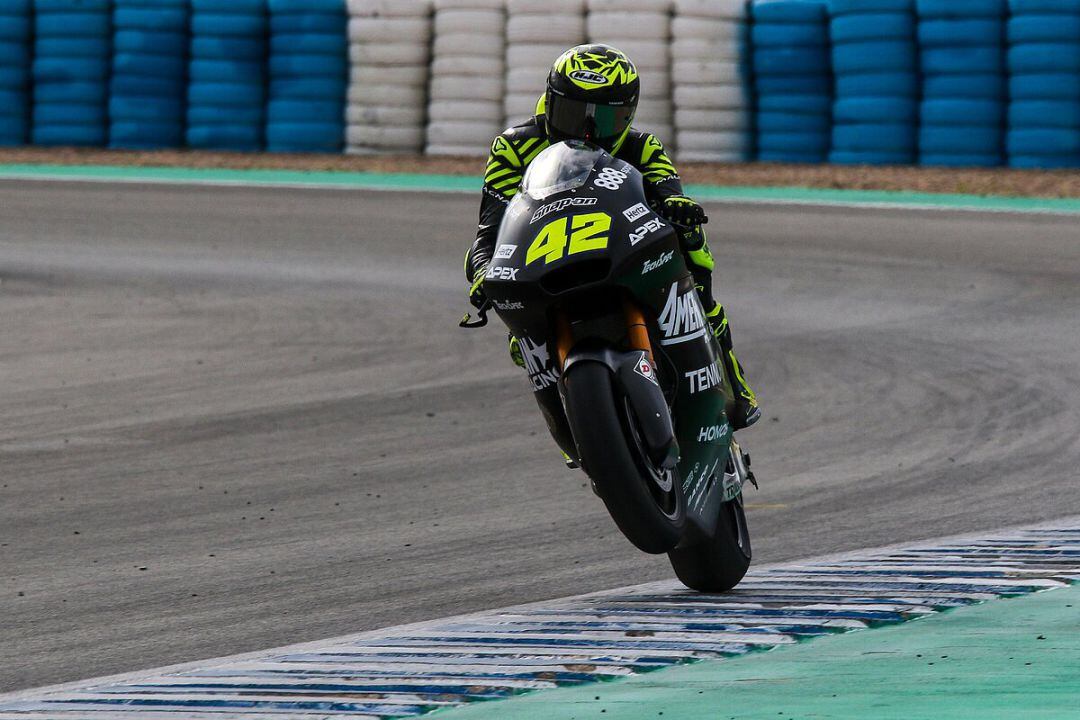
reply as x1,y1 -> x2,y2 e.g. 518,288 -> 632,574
563,361 -> 685,554
667,470 -> 751,591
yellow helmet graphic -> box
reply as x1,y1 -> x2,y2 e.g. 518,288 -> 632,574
545,44 -> 640,153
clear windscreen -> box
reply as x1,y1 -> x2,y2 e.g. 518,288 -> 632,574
521,141 -> 605,200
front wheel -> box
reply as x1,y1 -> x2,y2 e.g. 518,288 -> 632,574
563,361 -> 685,554
668,490 -> 751,592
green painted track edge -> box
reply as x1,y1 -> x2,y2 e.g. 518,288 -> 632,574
4,163 -> 1080,214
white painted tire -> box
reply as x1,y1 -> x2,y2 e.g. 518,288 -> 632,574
426,143 -> 488,157
674,84 -> 747,109
673,37 -> 741,62
351,64 -> 429,87
350,42 -> 430,66
435,9 -> 505,35
637,70 -> 671,98
672,60 -> 743,85
587,13 -> 670,41
506,67 -> 551,91
671,17 -> 743,42
347,104 -> 426,126
674,0 -> 747,21
676,149 -> 747,163
348,17 -> 431,42
434,0 -> 503,9
634,100 -> 673,124
509,0 -> 584,13
427,120 -> 500,146
506,44 -> 568,68
588,0 -> 671,11
506,14 -> 586,43
598,40 -> 667,69
430,75 -> 503,102
675,130 -> 748,153
347,124 -> 426,148
631,122 -> 674,142
433,32 -> 505,57
431,56 -> 491,76
428,99 -> 503,122
347,0 -> 432,18
675,108 -> 749,131
348,84 -> 427,107
504,92 -> 541,120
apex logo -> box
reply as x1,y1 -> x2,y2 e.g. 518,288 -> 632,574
658,282 -> 706,346
486,266 -> 519,281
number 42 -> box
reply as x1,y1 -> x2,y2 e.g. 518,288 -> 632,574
526,212 -> 611,266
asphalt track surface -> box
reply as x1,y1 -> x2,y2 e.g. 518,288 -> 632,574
2,181 -> 1079,692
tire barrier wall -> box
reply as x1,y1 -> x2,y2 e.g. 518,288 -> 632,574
0,0 -> 30,146
1007,0 -> 1080,168
346,0 -> 431,155
267,0 -> 346,153
110,0 -> 188,150
186,0 -> 267,151
504,0 -> 585,130
673,0 -> 751,162
752,0 -> 831,164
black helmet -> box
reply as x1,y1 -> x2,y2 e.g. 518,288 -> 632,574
544,44 -> 640,154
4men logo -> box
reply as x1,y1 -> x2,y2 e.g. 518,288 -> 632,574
622,203 -> 649,222
531,196 -> 597,223
519,336 -> 559,391
685,361 -> 722,393
658,282 -> 706,345
642,250 -> 674,274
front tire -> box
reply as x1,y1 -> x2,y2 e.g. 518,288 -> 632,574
668,490 -> 751,592
563,361 -> 685,554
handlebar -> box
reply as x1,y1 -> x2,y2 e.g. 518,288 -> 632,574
459,300 -> 492,329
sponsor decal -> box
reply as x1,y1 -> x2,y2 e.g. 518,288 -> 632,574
622,203 -> 650,222
641,249 -> 674,274
570,69 -> 609,85
633,352 -> 659,385
494,299 -> 524,311
486,266 -> 519,281
483,186 -> 510,204
630,218 -> 666,246
494,244 -> 516,259
593,167 -> 627,190
520,336 -> 560,391
698,423 -> 728,443
658,282 -> 706,345
530,196 -> 598,223
619,161 -> 634,175
684,361 -> 722,394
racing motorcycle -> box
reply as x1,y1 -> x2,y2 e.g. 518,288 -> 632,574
461,140 -> 756,592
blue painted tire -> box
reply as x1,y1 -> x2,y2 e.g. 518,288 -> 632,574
1007,155 -> 1079,168
1007,128 -> 1080,155
188,105 -> 263,124
916,0 -> 1007,16
35,12 -> 110,37
269,53 -> 347,78
186,124 -> 263,151
32,124 -> 107,146
114,53 -> 187,78
921,99 -> 1003,126
270,32 -> 348,55
754,75 -> 831,95
114,30 -> 187,55
758,150 -> 828,163
828,150 -> 914,164
266,122 -> 344,153
189,60 -> 265,83
830,0 -> 913,13
757,111 -> 831,133
267,99 -> 344,123
109,97 -> 184,122
834,97 -> 917,124
830,13 -> 914,42
0,15 -> 31,42
34,81 -> 104,103
833,123 -> 916,153
918,19 -> 1004,47
33,103 -> 106,126
751,23 -> 829,48
109,121 -> 184,149
1008,43 -> 1080,73
271,78 -> 346,100
0,40 -> 28,64
33,59 -> 108,82
188,81 -> 264,106
919,153 -> 1003,167
835,71 -> 918,96
752,2 -> 827,24
1007,15 -> 1080,44
191,36 -> 265,60
753,48 -> 830,76
1009,0 -> 1080,13
757,131 -> 830,153
112,75 -> 185,96
1009,100 -> 1080,128
191,13 -> 267,36
34,38 -> 109,57
269,0 -> 344,12
270,13 -> 345,34
35,0 -> 109,10
756,93 -> 832,114
114,0 -> 186,6
922,73 -> 1004,99
1009,72 -> 1080,99
832,41 -> 916,73
921,46 -> 1002,74
192,0 -> 265,12
919,126 -> 1002,153
0,116 -> 28,145
0,66 -> 28,89
113,8 -> 187,31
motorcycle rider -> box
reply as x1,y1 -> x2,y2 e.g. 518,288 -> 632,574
465,44 -> 760,430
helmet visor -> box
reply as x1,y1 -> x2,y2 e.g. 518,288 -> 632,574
547,94 -> 634,149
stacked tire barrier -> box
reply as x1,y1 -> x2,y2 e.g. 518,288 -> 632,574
672,0 -> 751,162
916,0 -> 1006,167
1007,0 -> 1080,168
32,0 -> 111,146
346,0 -> 431,154
186,0 -> 266,151
829,0 -> 918,164
266,0 -> 347,153
426,0 -> 505,156
0,0 -> 30,146
503,0 -> 585,129
109,0 -> 189,150
751,0 -> 831,163
587,0 -> 673,144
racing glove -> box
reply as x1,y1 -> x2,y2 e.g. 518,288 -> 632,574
659,195 -> 708,227
469,265 -> 489,310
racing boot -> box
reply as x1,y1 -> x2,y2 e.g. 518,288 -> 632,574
706,303 -> 761,430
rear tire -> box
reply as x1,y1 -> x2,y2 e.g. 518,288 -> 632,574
668,490 -> 751,592
563,361 -> 685,554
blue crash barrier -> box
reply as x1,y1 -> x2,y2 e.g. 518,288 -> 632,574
0,0 -> 30,145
